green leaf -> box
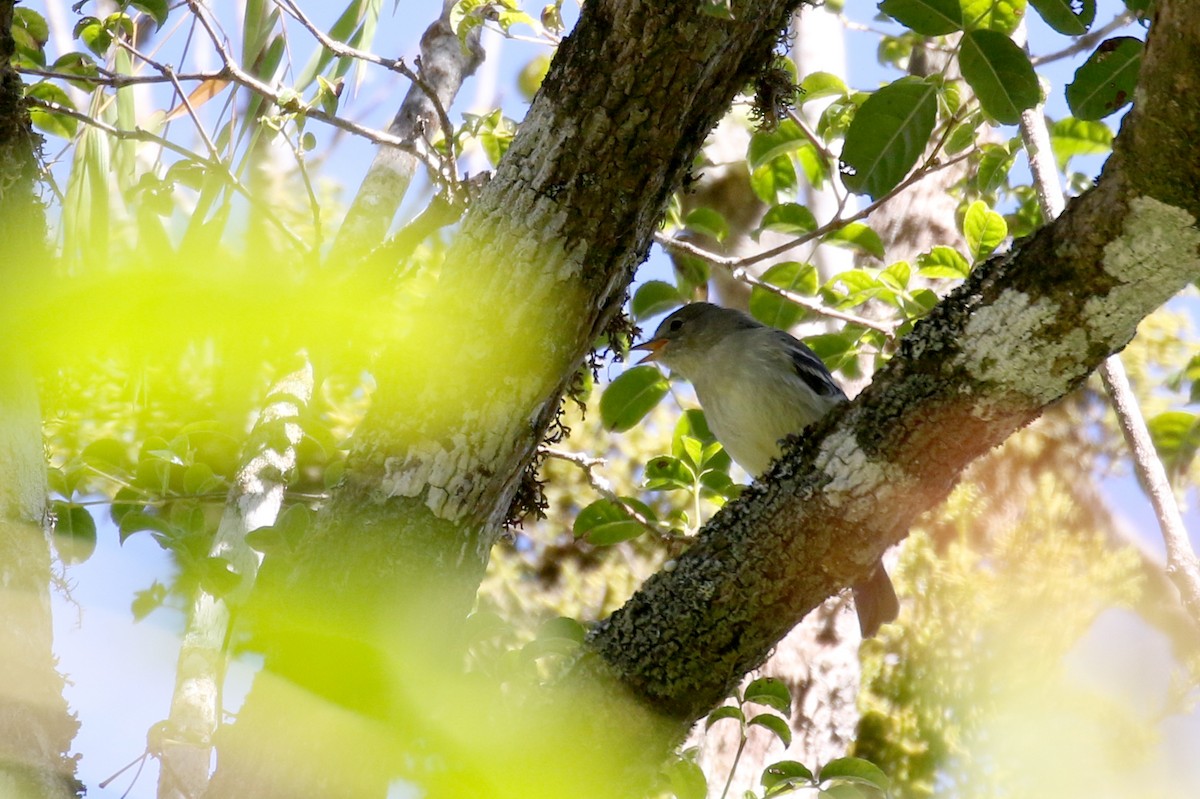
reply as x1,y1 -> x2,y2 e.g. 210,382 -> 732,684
963,200 -> 1008,261
799,72 -> 847,104
945,110 -> 985,155
750,155 -> 799,204
535,616 -> 587,643
13,8 -> 49,61
245,524 -> 289,554
644,456 -> 695,492
1147,411 -> 1200,477
960,0 -> 1026,33
52,502 -> 98,565
750,262 -> 818,330
745,677 -> 792,714
25,82 -> 78,139
601,365 -> 670,432
118,511 -> 173,544
631,281 -> 683,320
839,77 -> 937,199
823,223 -> 885,259
959,30 -> 1040,125
1066,37 -> 1142,121
183,462 -> 220,495
50,52 -> 101,91
1029,0 -> 1095,35
878,0 -> 963,35
73,16 -> 112,57
201,556 -> 242,597
573,498 -> 655,545
818,757 -> 890,792
976,142 -> 1016,194
705,705 -> 746,729
917,246 -> 971,278
131,582 -> 167,621
749,120 -> 806,170
756,203 -> 817,238
749,714 -> 793,748
664,756 -> 708,799
684,207 -> 729,242
128,0 -> 170,28
762,760 -> 815,790
1049,117 -> 1113,170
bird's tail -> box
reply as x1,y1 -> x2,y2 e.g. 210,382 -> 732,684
853,562 -> 899,638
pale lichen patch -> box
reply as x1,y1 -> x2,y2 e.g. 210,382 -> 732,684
1088,196 -> 1200,348
958,290 -> 1070,403
817,428 -> 904,523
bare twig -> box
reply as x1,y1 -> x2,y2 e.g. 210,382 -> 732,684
1018,101 -> 1200,622
274,0 -> 458,163
1030,13 -> 1137,66
542,447 -> 678,542
28,97 -> 308,252
732,266 -> 897,338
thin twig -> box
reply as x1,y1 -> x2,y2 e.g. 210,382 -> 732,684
733,266 -> 896,338
274,0 -> 458,177
542,447 -> 678,541
1017,100 -> 1200,622
1030,12 -> 1137,66
182,0 -> 434,166
27,97 -> 308,252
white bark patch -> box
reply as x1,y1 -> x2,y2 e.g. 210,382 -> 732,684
1087,196 -> 1200,346
958,291 -> 1079,403
817,428 -> 905,526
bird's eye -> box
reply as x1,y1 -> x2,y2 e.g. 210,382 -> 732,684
668,318 -> 684,332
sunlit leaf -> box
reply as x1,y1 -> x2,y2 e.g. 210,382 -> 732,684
600,366 -> 670,432
1066,37 -> 1142,120
840,77 -> 937,199
963,200 -> 1008,261
1029,0 -> 1095,35
959,30 -> 1040,125
1049,117 -> 1113,170
878,0 -> 963,35
750,261 -> 817,330
748,713 -> 793,747
818,757 -> 891,792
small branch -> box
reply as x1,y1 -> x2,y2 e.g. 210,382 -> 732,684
274,0 -> 458,161
542,447 -> 679,542
157,362 -> 315,799
27,97 -> 308,252
1030,13 -> 1137,66
1018,102 -> 1200,622
731,265 -> 896,338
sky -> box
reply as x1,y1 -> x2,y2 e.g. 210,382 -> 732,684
21,0 -> 1200,796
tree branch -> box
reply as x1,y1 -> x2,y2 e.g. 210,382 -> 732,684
587,0 -> 1200,724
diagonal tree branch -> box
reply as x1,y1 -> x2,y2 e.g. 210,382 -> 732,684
587,0 -> 1200,725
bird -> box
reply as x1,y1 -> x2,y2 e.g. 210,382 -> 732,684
633,301 -> 898,637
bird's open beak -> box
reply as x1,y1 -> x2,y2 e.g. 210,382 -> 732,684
631,338 -> 666,364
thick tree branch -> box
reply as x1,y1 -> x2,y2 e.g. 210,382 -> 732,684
587,0 -> 1200,724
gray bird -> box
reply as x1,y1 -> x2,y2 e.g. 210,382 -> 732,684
634,302 -> 898,637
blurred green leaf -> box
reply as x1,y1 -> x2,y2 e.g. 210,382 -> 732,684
1030,0 -> 1095,35
705,705 -> 746,729
750,261 -> 817,330
684,207 -> 729,242
917,246 -> 971,279
1067,37 -> 1142,120
750,155 -> 799,204
823,223 -> 885,259
1049,117 -> 1113,171
749,713 -> 793,747
818,757 -> 890,792
960,0 -> 1025,33
762,760 -> 815,793
631,281 -> 684,320
745,676 -> 792,714
756,203 -> 817,239
749,119 -> 805,170
645,455 -> 695,492
601,365 -> 670,432
201,556 -> 242,597
127,0 -> 170,28
664,755 -> 708,799
799,72 -> 847,104
878,0 -> 962,35
25,82 -> 78,139
52,502 -> 98,565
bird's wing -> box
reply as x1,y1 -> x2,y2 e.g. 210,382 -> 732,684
776,330 -> 847,401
